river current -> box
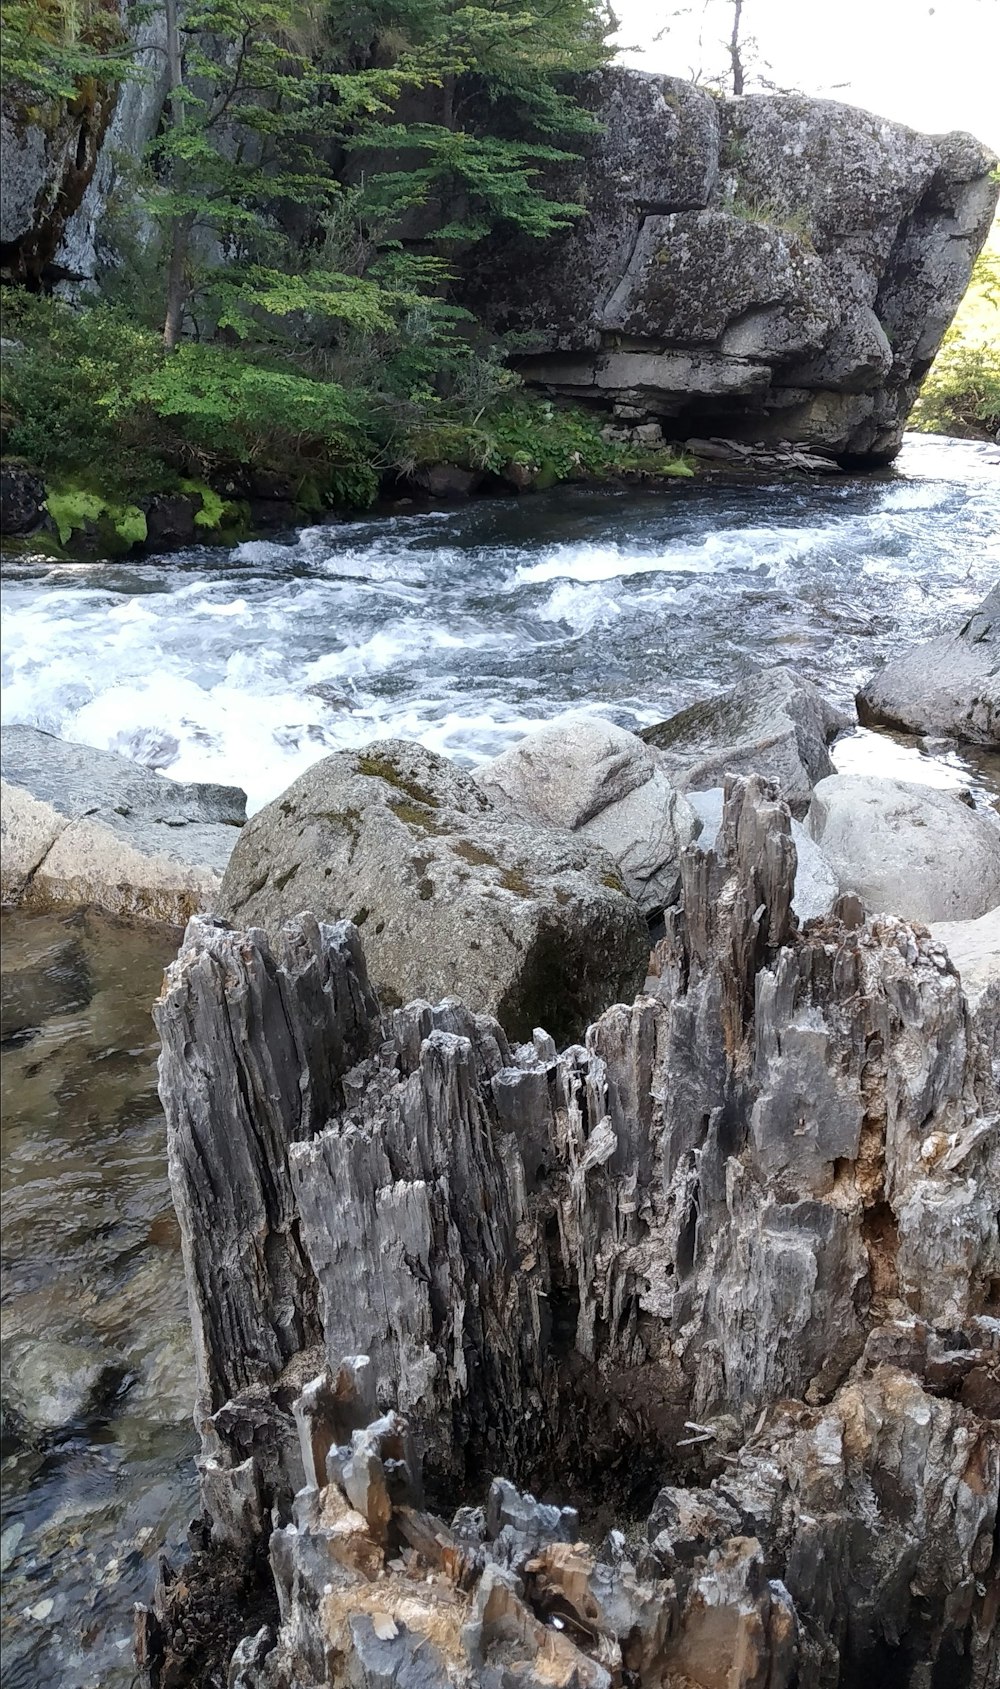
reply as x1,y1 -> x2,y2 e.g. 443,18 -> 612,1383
3,433 -> 999,813
1,430 -> 998,1688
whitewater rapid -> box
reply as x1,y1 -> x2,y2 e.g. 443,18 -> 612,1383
2,433 -> 998,813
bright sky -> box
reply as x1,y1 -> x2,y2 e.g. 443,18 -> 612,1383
614,0 -> 1000,154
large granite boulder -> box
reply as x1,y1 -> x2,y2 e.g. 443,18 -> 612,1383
857,585 -> 1000,746
929,905 -> 1000,1064
806,774 -> 1000,922
641,667 -> 851,817
461,69 -> 999,462
475,714 -> 701,915
217,739 -> 650,1043
0,725 -> 246,924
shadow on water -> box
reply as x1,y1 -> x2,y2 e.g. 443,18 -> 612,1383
0,909 -> 196,1689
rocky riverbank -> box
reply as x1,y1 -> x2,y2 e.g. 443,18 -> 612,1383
0,435 -> 869,563
2,584 -> 998,1688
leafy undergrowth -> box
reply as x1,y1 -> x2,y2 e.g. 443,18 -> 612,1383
399,402 -> 694,487
1,291 -> 694,545
910,227 -> 1000,441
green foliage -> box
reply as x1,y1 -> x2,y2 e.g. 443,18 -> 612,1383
178,479 -> 236,529
45,483 -> 148,549
910,342 -> 1000,439
398,397 -> 694,484
2,289 -> 381,508
1,0 -> 132,102
910,236 -> 1000,441
1,0 -> 703,536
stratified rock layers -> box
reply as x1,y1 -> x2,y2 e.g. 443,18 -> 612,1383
462,72 -> 999,461
148,778 -> 999,1689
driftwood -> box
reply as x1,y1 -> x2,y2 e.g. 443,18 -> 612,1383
144,777 -> 999,1689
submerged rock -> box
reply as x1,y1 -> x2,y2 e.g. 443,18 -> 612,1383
2,1338 -> 124,1436
806,773 -> 1000,922
476,713 -> 701,914
0,933 -> 91,1045
641,667 -> 851,817
857,584 -> 1000,746
0,725 -> 246,925
217,739 -> 649,1044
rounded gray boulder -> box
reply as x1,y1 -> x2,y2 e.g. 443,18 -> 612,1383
806,775 -> 1000,923
217,740 -> 650,1044
857,585 -> 1000,747
476,713 -> 701,915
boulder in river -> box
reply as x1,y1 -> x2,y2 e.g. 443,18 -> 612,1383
476,713 -> 701,914
460,69 -> 999,462
857,584 -> 1000,747
641,667 -> 851,818
217,739 -> 650,1044
0,726 -> 247,925
806,773 -> 1000,922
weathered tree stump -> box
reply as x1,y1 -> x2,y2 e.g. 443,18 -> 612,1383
143,777 -> 999,1689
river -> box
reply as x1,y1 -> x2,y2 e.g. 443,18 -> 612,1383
1,431 -> 998,1688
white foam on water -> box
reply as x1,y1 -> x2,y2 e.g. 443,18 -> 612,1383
513,524 -> 839,587
537,580 -> 625,633
302,618 -> 517,684
4,437 -> 997,814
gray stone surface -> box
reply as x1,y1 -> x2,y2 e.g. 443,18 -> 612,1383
476,714 -> 701,913
0,725 -> 246,924
217,738 -> 650,1043
641,668 -> 852,818
857,585 -> 1000,747
807,774 -> 1000,922
462,70 -> 999,461
929,903 -> 1000,1066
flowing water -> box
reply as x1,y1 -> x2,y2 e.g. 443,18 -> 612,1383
1,430 -> 998,1687
3,433 -> 999,813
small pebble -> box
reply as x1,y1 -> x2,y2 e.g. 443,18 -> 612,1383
0,1522 -> 25,1571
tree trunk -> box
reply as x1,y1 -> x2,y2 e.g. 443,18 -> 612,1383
729,0 -> 745,95
162,0 -> 187,349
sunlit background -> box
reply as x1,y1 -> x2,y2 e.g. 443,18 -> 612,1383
614,0 -> 1000,151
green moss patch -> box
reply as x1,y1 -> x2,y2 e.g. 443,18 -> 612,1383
45,483 -> 147,552
357,753 -> 442,810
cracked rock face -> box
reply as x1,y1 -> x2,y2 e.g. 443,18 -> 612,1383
460,69 -> 999,461
145,774 -> 999,1689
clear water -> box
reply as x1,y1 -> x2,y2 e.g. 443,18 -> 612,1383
0,912 -> 195,1689
0,431 -> 998,1688
2,433 -> 998,815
